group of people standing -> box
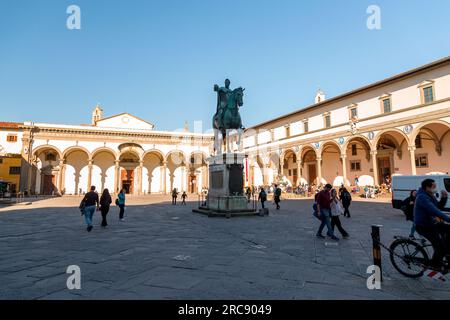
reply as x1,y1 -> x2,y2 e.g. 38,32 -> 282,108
79,186 -> 126,232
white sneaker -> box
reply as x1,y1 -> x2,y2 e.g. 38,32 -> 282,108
120,218 -> 125,222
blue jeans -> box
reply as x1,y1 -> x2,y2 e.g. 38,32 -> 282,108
317,208 -> 334,237
84,205 -> 96,227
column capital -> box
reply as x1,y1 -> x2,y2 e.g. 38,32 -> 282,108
316,157 -> 322,161
115,160 -> 120,166
340,154 -> 347,159
408,145 -> 417,152
370,150 -> 378,156
88,159 -> 94,166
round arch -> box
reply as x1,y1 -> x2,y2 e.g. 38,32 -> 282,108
33,145 -> 63,159
319,140 -> 342,156
91,147 -> 118,161
165,150 -> 187,166
410,120 -> 450,142
62,146 -> 91,160
374,128 -> 411,147
142,149 -> 165,163
342,134 -> 373,152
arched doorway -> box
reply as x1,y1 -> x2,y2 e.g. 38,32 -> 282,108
282,149 -> 297,186
119,152 -> 140,194
375,130 -> 409,185
301,147 -> 318,185
33,146 -> 62,195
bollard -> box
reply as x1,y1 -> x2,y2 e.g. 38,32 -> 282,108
371,225 -> 383,282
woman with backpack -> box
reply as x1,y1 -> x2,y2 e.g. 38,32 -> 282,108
99,188 -> 112,228
401,190 -> 417,239
330,189 -> 349,239
339,187 -> 352,218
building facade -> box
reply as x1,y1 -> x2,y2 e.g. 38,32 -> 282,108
0,107 -> 213,195
242,57 -> 450,188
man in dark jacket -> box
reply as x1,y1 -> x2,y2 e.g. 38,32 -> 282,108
414,179 -> 450,269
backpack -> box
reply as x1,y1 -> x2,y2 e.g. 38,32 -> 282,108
275,188 -> 281,197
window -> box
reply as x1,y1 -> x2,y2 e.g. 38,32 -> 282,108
285,125 -> 290,138
323,113 -> 331,128
415,154 -> 428,168
45,153 -> 56,161
293,169 -> 298,177
350,161 -> 361,172
351,144 -> 357,156
348,104 -> 358,120
9,167 -> 21,175
288,169 -> 292,176
444,179 -> 450,192
415,134 -> 423,149
0,159 -> 3,164
6,135 -> 17,142
423,86 -> 434,103
382,98 -> 391,113
303,120 -> 309,133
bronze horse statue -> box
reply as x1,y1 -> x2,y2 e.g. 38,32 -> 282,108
212,87 -> 245,154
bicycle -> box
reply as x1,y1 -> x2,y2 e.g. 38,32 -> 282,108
389,235 -> 450,278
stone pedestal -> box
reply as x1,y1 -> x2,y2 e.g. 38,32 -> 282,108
195,153 -> 255,215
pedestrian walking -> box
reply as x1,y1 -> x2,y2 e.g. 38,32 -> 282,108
274,184 -> 282,210
80,186 -> 99,232
330,189 -> 349,239
258,187 -> 267,209
171,188 -> 178,205
181,191 -> 187,205
315,184 -> 339,241
99,188 -> 112,228
401,190 -> 417,239
117,188 -> 126,221
339,187 -> 352,218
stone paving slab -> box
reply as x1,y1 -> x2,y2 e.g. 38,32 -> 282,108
0,195 -> 449,299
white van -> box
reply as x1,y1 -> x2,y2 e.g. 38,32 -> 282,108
392,175 -> 450,212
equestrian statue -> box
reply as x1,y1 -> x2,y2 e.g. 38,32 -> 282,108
212,79 -> 245,154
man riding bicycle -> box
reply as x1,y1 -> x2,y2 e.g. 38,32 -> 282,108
414,178 -> 450,270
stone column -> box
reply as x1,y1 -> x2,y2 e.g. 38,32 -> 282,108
87,160 -> 93,190
408,145 -> 417,176
371,150 -> 379,186
114,160 -> 120,194
341,154 -> 348,186
297,160 -> 302,185
58,159 -> 66,193
137,161 -> 144,195
160,161 -> 167,194
316,157 -> 322,185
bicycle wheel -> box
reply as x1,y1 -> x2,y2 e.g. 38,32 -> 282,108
389,238 -> 430,278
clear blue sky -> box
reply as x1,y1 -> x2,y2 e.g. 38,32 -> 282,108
1,0 -> 449,131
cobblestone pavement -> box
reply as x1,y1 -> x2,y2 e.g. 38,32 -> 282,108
0,195 -> 449,300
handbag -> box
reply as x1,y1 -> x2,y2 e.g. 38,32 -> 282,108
312,203 -> 321,220
79,199 -> 86,215
115,198 -> 119,206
